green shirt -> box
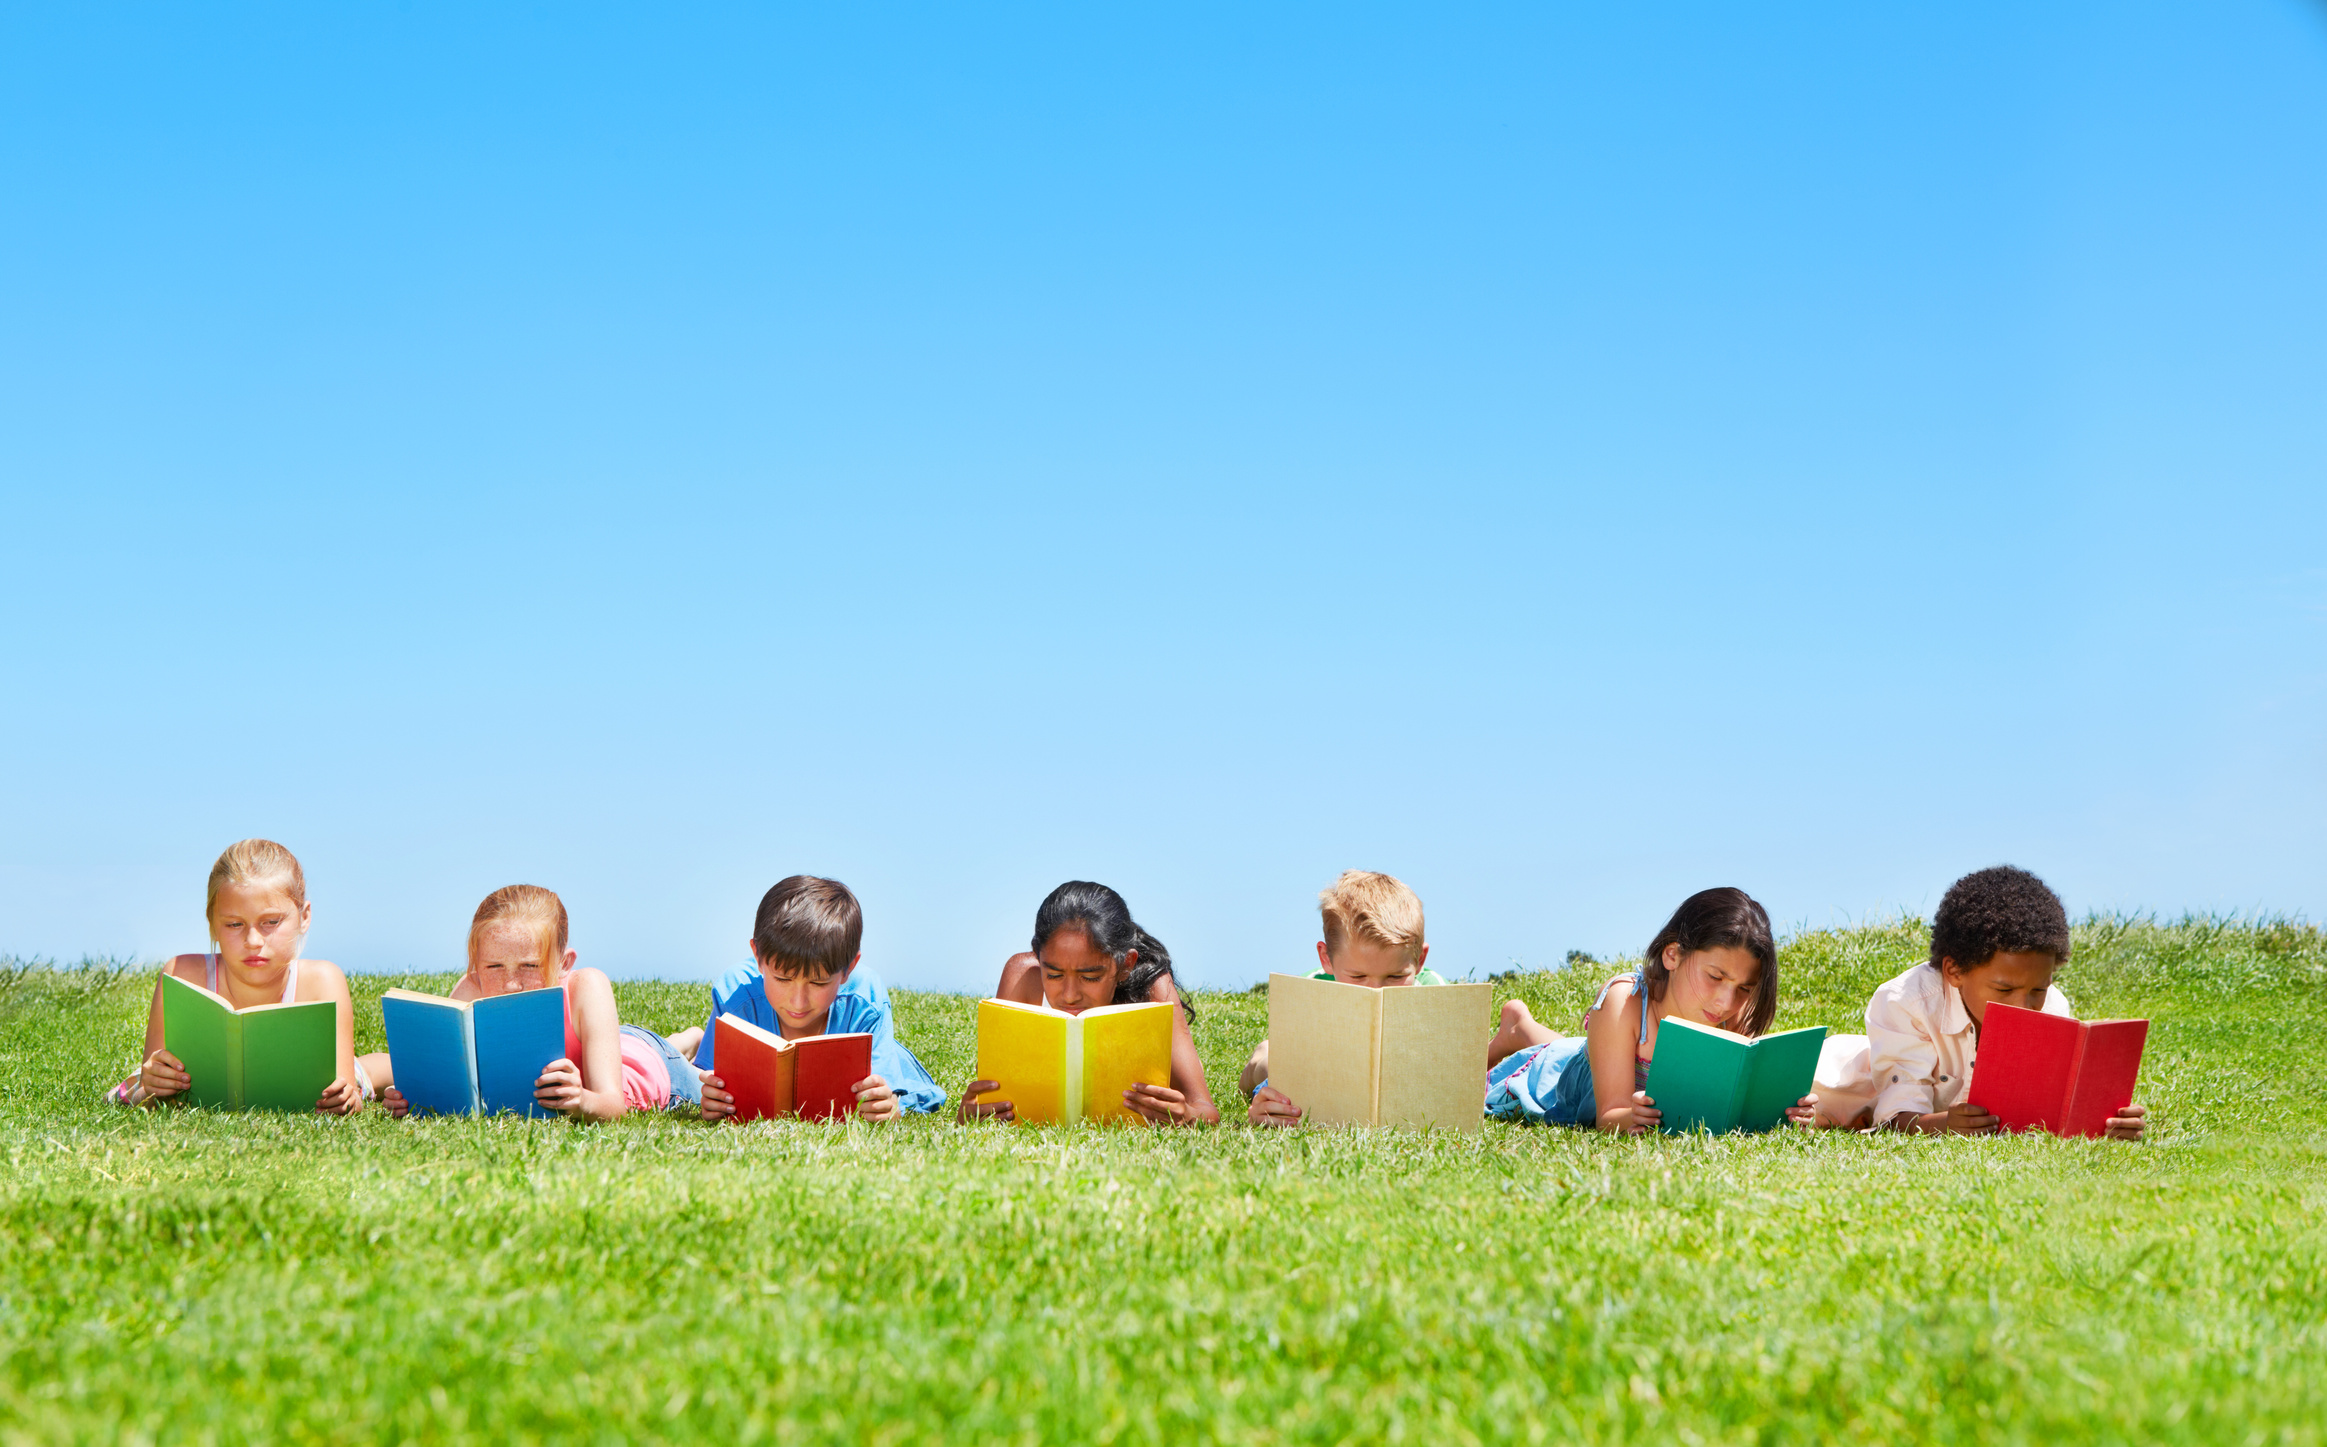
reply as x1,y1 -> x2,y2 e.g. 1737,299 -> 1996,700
1308,965 -> 1450,986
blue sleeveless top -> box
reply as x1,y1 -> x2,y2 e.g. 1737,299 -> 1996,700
1485,972 -> 1649,1126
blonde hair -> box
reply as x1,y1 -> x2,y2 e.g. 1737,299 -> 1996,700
205,839 -> 307,926
468,884 -> 570,973
1319,870 -> 1425,963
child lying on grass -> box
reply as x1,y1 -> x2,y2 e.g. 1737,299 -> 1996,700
962,880 -> 1219,1125
693,875 -> 944,1122
1813,865 -> 2146,1138
115,838 -> 366,1114
1244,870 -> 1449,1127
1484,887 -> 1820,1133
365,884 -> 703,1120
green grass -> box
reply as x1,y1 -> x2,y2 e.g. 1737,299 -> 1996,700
2,918 -> 2324,1446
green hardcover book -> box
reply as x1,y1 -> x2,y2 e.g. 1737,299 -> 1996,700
160,972 -> 337,1112
1643,1018 -> 1827,1134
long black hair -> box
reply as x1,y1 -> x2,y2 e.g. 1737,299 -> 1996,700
1638,886 -> 1778,1037
1032,880 -> 1194,1022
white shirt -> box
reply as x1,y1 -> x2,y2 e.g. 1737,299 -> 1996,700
1867,961 -> 2075,1124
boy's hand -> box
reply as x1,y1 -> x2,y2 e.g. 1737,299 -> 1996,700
1916,1102 -> 1998,1135
1622,1090 -> 1662,1135
957,1079 -> 1016,1124
315,1076 -> 364,1116
1247,1085 -> 1303,1129
1124,1083 -> 1191,1126
2105,1103 -> 2147,1141
852,1074 -> 900,1122
140,1048 -> 190,1101
698,1073 -> 735,1122
1783,1092 -> 1820,1128
382,1086 -> 410,1119
535,1058 -> 586,1116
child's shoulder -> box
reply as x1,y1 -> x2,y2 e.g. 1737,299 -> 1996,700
1870,960 -> 1943,1006
293,958 -> 350,998
162,953 -> 209,979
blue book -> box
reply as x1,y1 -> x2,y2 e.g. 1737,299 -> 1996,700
381,986 -> 567,1118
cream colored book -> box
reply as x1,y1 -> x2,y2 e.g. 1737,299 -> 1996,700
1265,973 -> 1491,1131
974,998 -> 1172,1124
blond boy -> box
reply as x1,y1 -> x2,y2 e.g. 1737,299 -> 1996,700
1242,870 -> 1447,1126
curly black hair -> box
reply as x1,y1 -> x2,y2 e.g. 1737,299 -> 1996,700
1929,866 -> 2071,972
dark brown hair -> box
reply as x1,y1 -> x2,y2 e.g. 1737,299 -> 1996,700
1638,887 -> 1779,1037
1930,865 -> 2071,972
752,875 -> 862,980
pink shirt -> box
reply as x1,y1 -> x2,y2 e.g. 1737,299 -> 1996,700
560,978 -> 671,1112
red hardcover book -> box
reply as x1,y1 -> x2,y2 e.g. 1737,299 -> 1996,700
1965,1003 -> 2148,1138
712,1014 -> 873,1122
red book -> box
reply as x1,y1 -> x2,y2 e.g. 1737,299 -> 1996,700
712,1014 -> 874,1122
1966,1003 -> 2148,1138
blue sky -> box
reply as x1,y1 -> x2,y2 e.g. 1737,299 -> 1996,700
3,4 -> 2322,989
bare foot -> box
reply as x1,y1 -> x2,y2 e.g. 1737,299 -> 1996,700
1487,999 -> 1556,1069
668,1026 -> 704,1059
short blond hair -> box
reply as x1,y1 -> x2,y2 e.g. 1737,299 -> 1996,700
205,839 -> 307,926
1319,870 -> 1424,963
468,884 -> 570,972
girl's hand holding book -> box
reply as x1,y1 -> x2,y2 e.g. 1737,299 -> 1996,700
139,1048 -> 190,1103
534,1058 -> 587,1116
956,1080 -> 1016,1124
1247,1085 -> 1302,1129
1617,1090 -> 1662,1135
1123,1082 -> 1194,1126
697,1073 -> 734,1122
851,1074 -> 900,1122
314,1076 -> 364,1116
2105,1103 -> 2147,1140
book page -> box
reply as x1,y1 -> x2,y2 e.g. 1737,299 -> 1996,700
1736,1026 -> 1827,1132
1265,974 -> 1383,1127
237,1002 -> 338,1113
1374,983 -> 1491,1133
160,972 -> 238,1110
976,999 -> 1072,1124
1966,1004 -> 2082,1133
1077,1002 -> 1172,1124
381,990 -> 478,1116
1643,1018 -> 1752,1133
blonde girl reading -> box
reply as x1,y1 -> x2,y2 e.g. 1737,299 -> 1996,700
115,838 -> 365,1113
363,884 -> 703,1119
1484,886 -> 1819,1132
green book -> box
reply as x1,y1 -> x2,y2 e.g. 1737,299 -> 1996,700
160,972 -> 338,1112
1643,1019 -> 1827,1134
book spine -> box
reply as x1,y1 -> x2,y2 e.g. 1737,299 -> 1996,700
227,1008 -> 246,1112
1064,1016 -> 1084,1124
2062,1021 -> 2090,1136
462,1006 -> 481,1116
1367,990 -> 1385,1128
1726,1045 -> 1751,1135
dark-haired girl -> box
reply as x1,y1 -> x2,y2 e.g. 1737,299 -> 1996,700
960,881 -> 1221,1126
1482,887 -> 1819,1132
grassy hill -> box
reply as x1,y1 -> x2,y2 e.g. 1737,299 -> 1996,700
2,917 -> 2323,1445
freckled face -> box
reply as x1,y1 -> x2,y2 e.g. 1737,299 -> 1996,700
209,882 -> 309,981
1039,927 -> 1125,1015
1661,945 -> 1761,1029
1942,950 -> 2059,1026
469,924 -> 560,997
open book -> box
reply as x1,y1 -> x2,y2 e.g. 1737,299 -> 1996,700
1643,1018 -> 1827,1133
1265,973 -> 1490,1132
1966,1003 -> 2147,1137
160,971 -> 337,1112
381,986 -> 566,1117
974,998 -> 1171,1124
714,1014 -> 873,1121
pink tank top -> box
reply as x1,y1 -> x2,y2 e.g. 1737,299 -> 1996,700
559,976 -> 671,1111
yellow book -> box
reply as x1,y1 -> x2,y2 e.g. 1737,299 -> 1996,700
974,998 -> 1172,1124
1265,973 -> 1491,1131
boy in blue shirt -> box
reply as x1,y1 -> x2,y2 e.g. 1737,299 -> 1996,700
694,875 -> 946,1120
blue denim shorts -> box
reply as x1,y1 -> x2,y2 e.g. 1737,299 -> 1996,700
621,1024 -> 704,1109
